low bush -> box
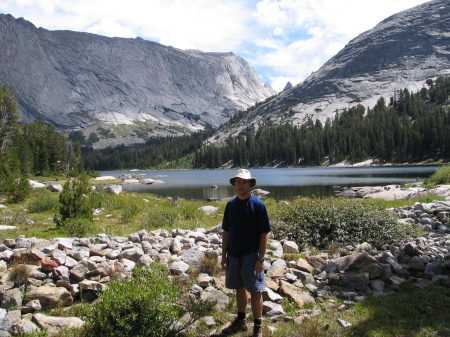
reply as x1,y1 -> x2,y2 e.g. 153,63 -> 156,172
271,197 -> 411,249
62,217 -> 98,237
27,191 -> 59,213
5,176 -> 30,203
82,265 -> 215,337
423,165 -> 450,188
86,188 -> 111,210
118,197 -> 144,223
56,175 -> 93,227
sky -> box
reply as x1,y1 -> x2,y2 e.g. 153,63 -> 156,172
1,0 -> 431,92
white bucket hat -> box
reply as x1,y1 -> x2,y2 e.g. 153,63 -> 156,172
229,169 -> 257,187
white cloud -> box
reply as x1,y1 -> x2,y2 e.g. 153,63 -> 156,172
250,0 -> 430,90
86,17 -> 137,38
0,0 -> 431,92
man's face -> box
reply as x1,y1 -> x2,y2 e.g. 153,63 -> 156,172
234,178 -> 252,197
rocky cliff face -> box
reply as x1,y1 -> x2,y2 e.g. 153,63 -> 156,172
0,14 -> 276,146
213,0 -> 450,141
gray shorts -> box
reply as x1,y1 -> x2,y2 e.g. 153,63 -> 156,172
225,251 -> 265,293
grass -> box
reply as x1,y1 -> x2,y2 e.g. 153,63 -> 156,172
0,187 -> 225,242
203,283 -> 450,337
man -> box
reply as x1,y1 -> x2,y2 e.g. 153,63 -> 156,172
221,169 -> 272,337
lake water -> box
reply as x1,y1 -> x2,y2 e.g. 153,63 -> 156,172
99,166 -> 439,201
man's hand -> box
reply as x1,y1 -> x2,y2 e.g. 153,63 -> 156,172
254,260 -> 264,274
221,256 -> 228,270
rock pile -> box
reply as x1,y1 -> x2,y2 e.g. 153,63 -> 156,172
336,184 -> 450,200
0,201 -> 449,336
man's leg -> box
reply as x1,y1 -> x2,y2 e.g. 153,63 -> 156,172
222,288 -> 249,334
250,291 -> 263,337
236,287 -> 249,313
250,291 -> 263,319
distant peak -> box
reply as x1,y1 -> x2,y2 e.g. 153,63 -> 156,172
283,81 -> 293,91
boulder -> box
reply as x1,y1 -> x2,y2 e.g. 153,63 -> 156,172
24,286 -> 73,310
46,183 -> 63,193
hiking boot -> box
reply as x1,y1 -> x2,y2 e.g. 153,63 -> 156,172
221,318 -> 248,334
252,324 -> 262,337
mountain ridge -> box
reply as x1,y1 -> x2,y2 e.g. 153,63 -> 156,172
0,14 -> 276,147
210,0 -> 450,143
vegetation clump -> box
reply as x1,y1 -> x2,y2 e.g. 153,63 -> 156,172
271,197 -> 412,249
26,190 -> 59,213
3,176 -> 30,203
82,265 -> 215,337
423,164 -> 450,188
54,175 -> 98,237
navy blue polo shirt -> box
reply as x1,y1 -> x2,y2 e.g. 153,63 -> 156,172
222,195 -> 272,257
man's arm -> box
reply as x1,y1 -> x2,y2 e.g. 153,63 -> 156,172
221,230 -> 230,270
255,232 -> 269,273
258,232 -> 269,259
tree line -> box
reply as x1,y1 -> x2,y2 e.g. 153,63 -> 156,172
193,76 -> 450,168
0,84 -> 82,178
81,130 -> 214,170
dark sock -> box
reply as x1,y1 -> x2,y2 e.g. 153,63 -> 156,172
254,318 -> 262,326
237,312 -> 246,320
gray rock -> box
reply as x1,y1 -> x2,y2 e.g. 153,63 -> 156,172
0,311 -> 11,332
32,313 -> 84,334
263,288 -> 283,303
20,299 -> 41,314
369,279 -> 385,292
181,249 -> 205,269
279,280 -> 315,307
10,319 -> 39,335
408,256 -> 427,272
24,287 -> 73,310
2,240 -> 15,249
386,257 -> 404,273
200,288 -> 230,310
198,206 -> 219,215
120,246 -> 144,263
404,242 -> 421,256
338,272 -> 369,292
0,289 -> 22,311
104,185 -> 122,195
170,261 -> 190,275
46,184 -> 62,193
263,301 -> 285,316
425,262 -> 444,276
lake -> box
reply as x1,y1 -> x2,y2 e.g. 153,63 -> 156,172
99,166 -> 439,201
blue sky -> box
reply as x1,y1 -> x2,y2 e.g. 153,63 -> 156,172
1,0 -> 430,92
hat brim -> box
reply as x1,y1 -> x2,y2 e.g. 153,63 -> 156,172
230,177 -> 257,187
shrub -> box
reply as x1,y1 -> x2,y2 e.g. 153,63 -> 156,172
271,197 -> 410,249
423,165 -> 450,188
83,265 -> 215,337
119,198 -> 144,223
5,176 -> 30,203
56,175 -> 93,226
62,218 -> 97,237
27,192 -> 59,213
